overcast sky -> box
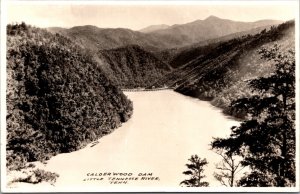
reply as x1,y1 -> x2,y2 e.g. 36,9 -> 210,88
7,1 -> 298,30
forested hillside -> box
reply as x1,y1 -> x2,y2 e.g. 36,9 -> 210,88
152,21 -> 294,117
212,45 -> 295,186
48,26 -> 183,52
155,25 -> 277,68
6,23 -> 133,170
97,45 -> 172,88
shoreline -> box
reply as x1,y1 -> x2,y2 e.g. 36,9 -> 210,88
6,90 -> 239,190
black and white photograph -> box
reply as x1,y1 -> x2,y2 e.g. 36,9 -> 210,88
1,0 -> 299,192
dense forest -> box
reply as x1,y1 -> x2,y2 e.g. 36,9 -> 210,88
97,45 -> 172,88
152,21 -> 295,117
6,23 -> 133,171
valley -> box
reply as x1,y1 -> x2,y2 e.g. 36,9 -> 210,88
5,13 -> 296,189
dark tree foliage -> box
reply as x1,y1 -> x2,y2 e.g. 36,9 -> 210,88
97,45 -> 172,89
180,155 -> 209,187
212,45 -> 295,187
6,23 -> 133,170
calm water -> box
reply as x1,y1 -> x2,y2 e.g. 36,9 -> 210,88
8,90 -> 240,191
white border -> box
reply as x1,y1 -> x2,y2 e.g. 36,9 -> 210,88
5,0 -> 300,6
294,0 -> 300,191
1,0 -> 299,192
1,0 -> 8,192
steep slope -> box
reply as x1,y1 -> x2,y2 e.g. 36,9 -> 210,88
6,23 -> 133,170
152,21 -> 294,117
149,16 -> 282,45
156,25 -> 277,68
97,45 -> 172,88
139,24 -> 170,33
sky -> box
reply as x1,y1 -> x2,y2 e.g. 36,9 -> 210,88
7,1 -> 298,30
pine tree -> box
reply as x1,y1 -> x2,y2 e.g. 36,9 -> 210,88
213,148 -> 244,187
180,155 -> 209,187
212,45 -> 295,187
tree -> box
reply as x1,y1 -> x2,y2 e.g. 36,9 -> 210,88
180,155 -> 209,187
213,148 -> 244,187
212,45 -> 295,187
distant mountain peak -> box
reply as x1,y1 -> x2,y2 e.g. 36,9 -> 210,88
205,15 -> 222,21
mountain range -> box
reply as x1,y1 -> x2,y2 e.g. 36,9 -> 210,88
46,16 -> 284,90
146,16 -> 281,43
48,16 -> 282,51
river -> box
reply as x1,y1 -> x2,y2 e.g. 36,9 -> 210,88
8,90 -> 240,191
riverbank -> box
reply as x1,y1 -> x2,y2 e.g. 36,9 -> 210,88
6,90 -> 239,191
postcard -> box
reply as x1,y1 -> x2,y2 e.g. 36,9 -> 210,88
1,0 -> 299,192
